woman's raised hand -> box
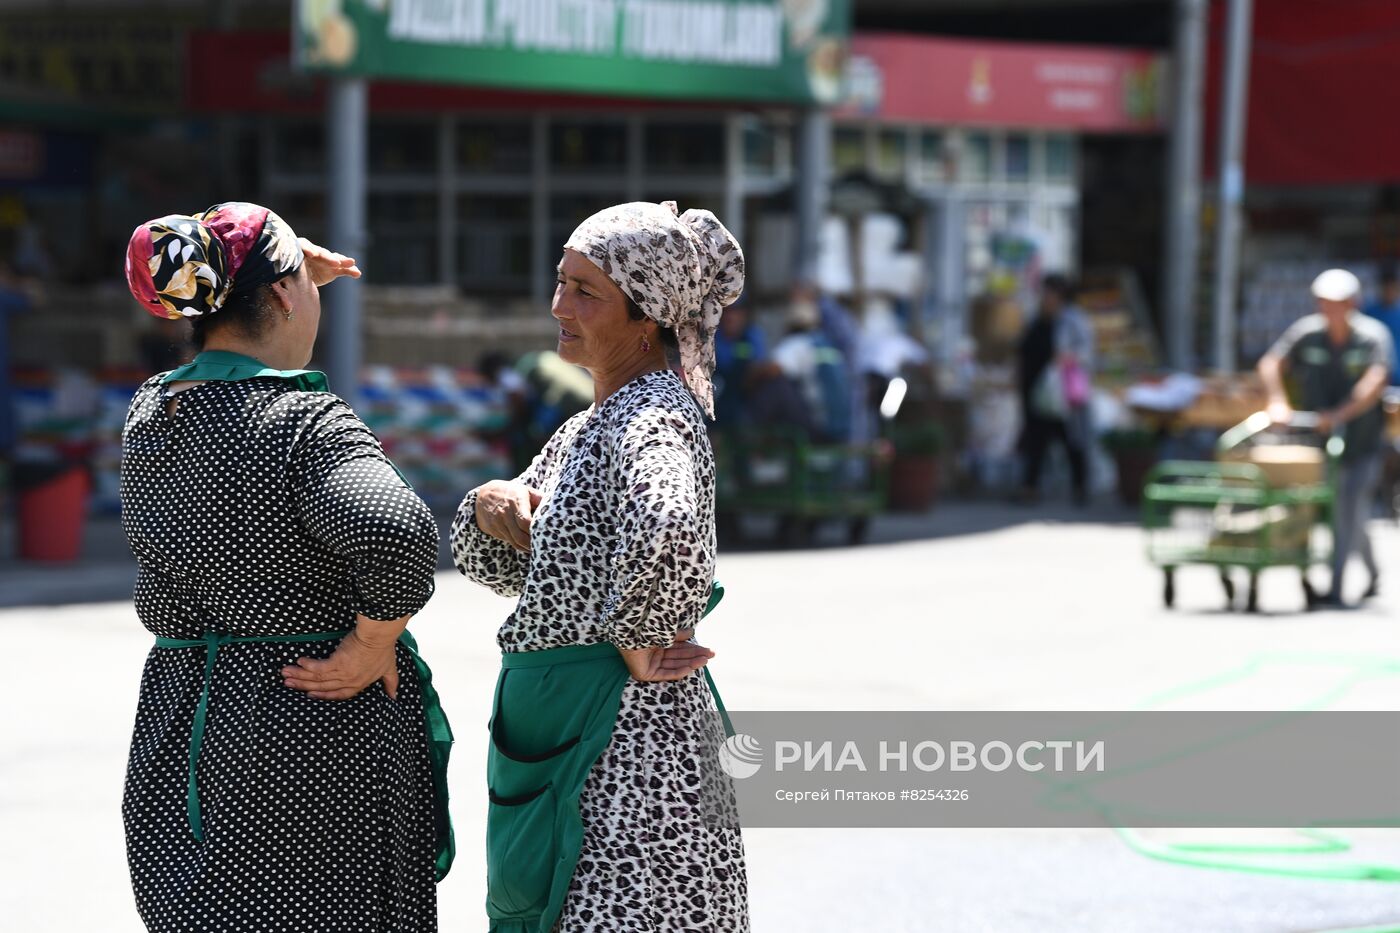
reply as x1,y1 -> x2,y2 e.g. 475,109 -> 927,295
618,627 -> 714,683
475,480 -> 543,552
298,237 -> 362,287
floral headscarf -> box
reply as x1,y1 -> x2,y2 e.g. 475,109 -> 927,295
125,202 -> 303,320
564,200 -> 745,420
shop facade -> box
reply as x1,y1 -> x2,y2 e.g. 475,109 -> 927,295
831,33 -> 1164,343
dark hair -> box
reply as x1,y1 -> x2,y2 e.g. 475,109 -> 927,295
1041,273 -> 1077,303
625,294 -> 679,356
1381,264 -> 1400,287
189,284 -> 279,350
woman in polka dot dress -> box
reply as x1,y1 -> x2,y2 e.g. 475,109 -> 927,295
120,203 -> 449,932
454,202 -> 749,932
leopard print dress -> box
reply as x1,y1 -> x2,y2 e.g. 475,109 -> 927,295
451,369 -> 749,932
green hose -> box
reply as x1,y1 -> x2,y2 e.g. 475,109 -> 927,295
1108,653 -> 1400,895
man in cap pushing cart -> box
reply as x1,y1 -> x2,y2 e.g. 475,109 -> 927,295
1257,268 -> 1395,607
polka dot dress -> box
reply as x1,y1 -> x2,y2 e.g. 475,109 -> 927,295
120,375 -> 441,932
451,369 -> 749,932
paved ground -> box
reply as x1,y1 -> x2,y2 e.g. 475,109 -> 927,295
4,502 -> 1400,932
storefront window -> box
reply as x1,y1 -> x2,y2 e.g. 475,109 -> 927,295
833,125 -> 866,174
874,128 -> 906,180
274,191 -> 326,243
741,117 -> 782,177
368,192 -> 437,283
271,123 -> 325,176
1046,134 -> 1075,183
643,190 -> 723,217
917,130 -> 948,183
457,121 -> 532,174
1005,133 -> 1031,183
549,191 -> 628,255
550,120 -> 627,174
644,121 -> 725,175
369,121 -> 438,175
458,194 -> 531,291
962,131 -> 993,183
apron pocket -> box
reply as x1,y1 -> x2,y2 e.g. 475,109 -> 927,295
492,725 -> 581,763
486,782 -> 558,918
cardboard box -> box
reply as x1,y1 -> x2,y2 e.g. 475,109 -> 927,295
1218,444 -> 1325,488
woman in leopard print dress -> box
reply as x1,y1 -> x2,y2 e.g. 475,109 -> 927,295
452,201 -> 748,932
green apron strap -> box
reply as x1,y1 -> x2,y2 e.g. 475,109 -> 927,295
396,630 -> 457,881
702,580 -> 725,618
698,581 -> 732,737
702,667 -> 736,740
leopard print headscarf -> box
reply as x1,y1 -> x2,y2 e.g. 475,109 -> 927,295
564,200 -> 745,420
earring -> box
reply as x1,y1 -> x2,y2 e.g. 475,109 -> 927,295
641,335 -> 652,353
284,308 -> 293,321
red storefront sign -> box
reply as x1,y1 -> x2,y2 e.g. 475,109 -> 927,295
838,32 -> 1166,132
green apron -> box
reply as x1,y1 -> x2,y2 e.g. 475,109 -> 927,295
149,351 -> 455,880
151,629 -> 455,880
485,584 -> 733,933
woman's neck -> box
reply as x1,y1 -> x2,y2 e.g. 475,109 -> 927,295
201,335 -> 298,371
591,353 -> 668,406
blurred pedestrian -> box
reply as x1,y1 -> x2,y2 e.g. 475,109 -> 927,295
773,285 -> 853,443
817,288 -> 875,446
451,200 -> 747,933
1016,273 -> 1094,505
477,349 -> 533,473
1259,268 -> 1395,606
121,202 -> 453,930
712,295 -> 767,425
1362,263 -> 1400,386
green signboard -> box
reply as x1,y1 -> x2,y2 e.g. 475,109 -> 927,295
296,0 -> 850,104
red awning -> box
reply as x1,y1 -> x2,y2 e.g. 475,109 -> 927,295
1206,0 -> 1400,185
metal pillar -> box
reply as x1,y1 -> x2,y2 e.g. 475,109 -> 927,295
529,114 -> 551,308
1212,0 -> 1254,373
722,113 -> 745,247
436,114 -> 456,289
324,78 -> 368,407
1162,0 -> 1208,371
213,0 -> 239,199
795,108 -> 829,286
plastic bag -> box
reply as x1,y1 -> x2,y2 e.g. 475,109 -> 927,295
1032,365 -> 1068,418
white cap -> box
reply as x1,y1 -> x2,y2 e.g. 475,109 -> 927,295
1310,268 -> 1361,302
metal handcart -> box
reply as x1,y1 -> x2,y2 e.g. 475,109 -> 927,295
1382,387 -> 1400,521
1142,412 -> 1341,612
714,427 -> 889,548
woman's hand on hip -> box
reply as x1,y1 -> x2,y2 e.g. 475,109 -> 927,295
281,613 -> 410,700
298,236 -> 362,287
618,629 -> 714,682
475,480 -> 543,552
